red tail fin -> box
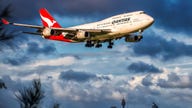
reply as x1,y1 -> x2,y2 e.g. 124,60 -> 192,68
39,8 -> 61,28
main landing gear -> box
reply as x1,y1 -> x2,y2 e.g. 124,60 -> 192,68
85,40 -> 94,47
85,40 -> 102,48
138,29 -> 143,37
107,40 -> 114,49
95,43 -> 102,48
85,40 -> 114,49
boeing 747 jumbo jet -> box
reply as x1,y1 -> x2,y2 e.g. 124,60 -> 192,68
1,8 -> 154,48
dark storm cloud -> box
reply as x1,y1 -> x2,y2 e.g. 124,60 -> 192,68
7,0 -> 192,34
127,61 -> 161,73
0,34 -> 28,52
9,0 -> 116,19
149,0 -> 192,33
2,56 -> 30,66
0,0 -> 12,18
59,70 -> 110,82
118,0 -> 192,34
1,41 -> 56,66
59,70 -> 97,82
133,32 -> 192,61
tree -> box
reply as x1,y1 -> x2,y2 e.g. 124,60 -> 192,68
0,1 -> 15,41
0,79 -> 7,89
53,103 -> 60,108
15,79 -> 44,108
152,102 -> 158,108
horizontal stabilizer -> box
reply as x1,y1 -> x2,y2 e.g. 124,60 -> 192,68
1,18 -> 10,25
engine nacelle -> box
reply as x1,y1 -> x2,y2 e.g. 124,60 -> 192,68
125,35 -> 143,42
42,27 -> 55,37
76,30 -> 90,39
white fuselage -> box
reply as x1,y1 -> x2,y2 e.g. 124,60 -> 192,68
70,11 -> 154,41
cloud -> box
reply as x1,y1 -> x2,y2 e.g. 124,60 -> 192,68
0,89 -> 19,108
133,32 -> 192,61
59,70 -> 97,82
0,30 -> 26,52
127,61 -> 161,73
140,71 -> 192,89
1,73 -> 192,108
59,70 -> 111,82
0,40 -> 57,66
157,72 -> 192,89
26,42 -> 56,55
32,56 -> 77,67
142,75 -> 153,86
2,55 -> 30,66
151,0 -> 192,33
9,0 -> 115,19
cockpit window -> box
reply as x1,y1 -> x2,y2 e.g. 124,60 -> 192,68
139,11 -> 145,14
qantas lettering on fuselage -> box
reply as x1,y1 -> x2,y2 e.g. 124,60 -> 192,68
1,8 -> 154,49
112,18 -> 130,25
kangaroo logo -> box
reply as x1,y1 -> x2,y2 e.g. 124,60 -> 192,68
40,14 -> 56,27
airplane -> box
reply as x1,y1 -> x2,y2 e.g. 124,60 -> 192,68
1,8 -> 154,49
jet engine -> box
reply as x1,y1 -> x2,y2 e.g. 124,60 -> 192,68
125,35 -> 143,42
42,27 -> 55,37
76,30 -> 90,39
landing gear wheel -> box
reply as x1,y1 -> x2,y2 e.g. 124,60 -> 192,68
107,40 -> 114,49
95,44 -> 102,48
110,42 -> 114,46
85,40 -> 94,47
107,45 -> 113,49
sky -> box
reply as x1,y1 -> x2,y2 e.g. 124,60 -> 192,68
0,0 -> 192,108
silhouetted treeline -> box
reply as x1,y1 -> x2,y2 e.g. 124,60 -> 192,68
15,79 -> 44,108
0,79 -> 7,89
0,0 -> 15,41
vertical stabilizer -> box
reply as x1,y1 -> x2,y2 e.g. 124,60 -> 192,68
39,8 -> 61,28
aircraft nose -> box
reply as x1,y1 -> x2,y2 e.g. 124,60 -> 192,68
148,16 -> 154,25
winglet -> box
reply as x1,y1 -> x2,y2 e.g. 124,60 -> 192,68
1,18 -> 10,25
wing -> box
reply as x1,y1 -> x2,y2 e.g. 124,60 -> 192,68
1,18 -> 43,29
1,18 -> 111,35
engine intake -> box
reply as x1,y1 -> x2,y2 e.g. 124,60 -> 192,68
76,30 -> 90,39
42,27 -> 55,37
125,35 -> 143,42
